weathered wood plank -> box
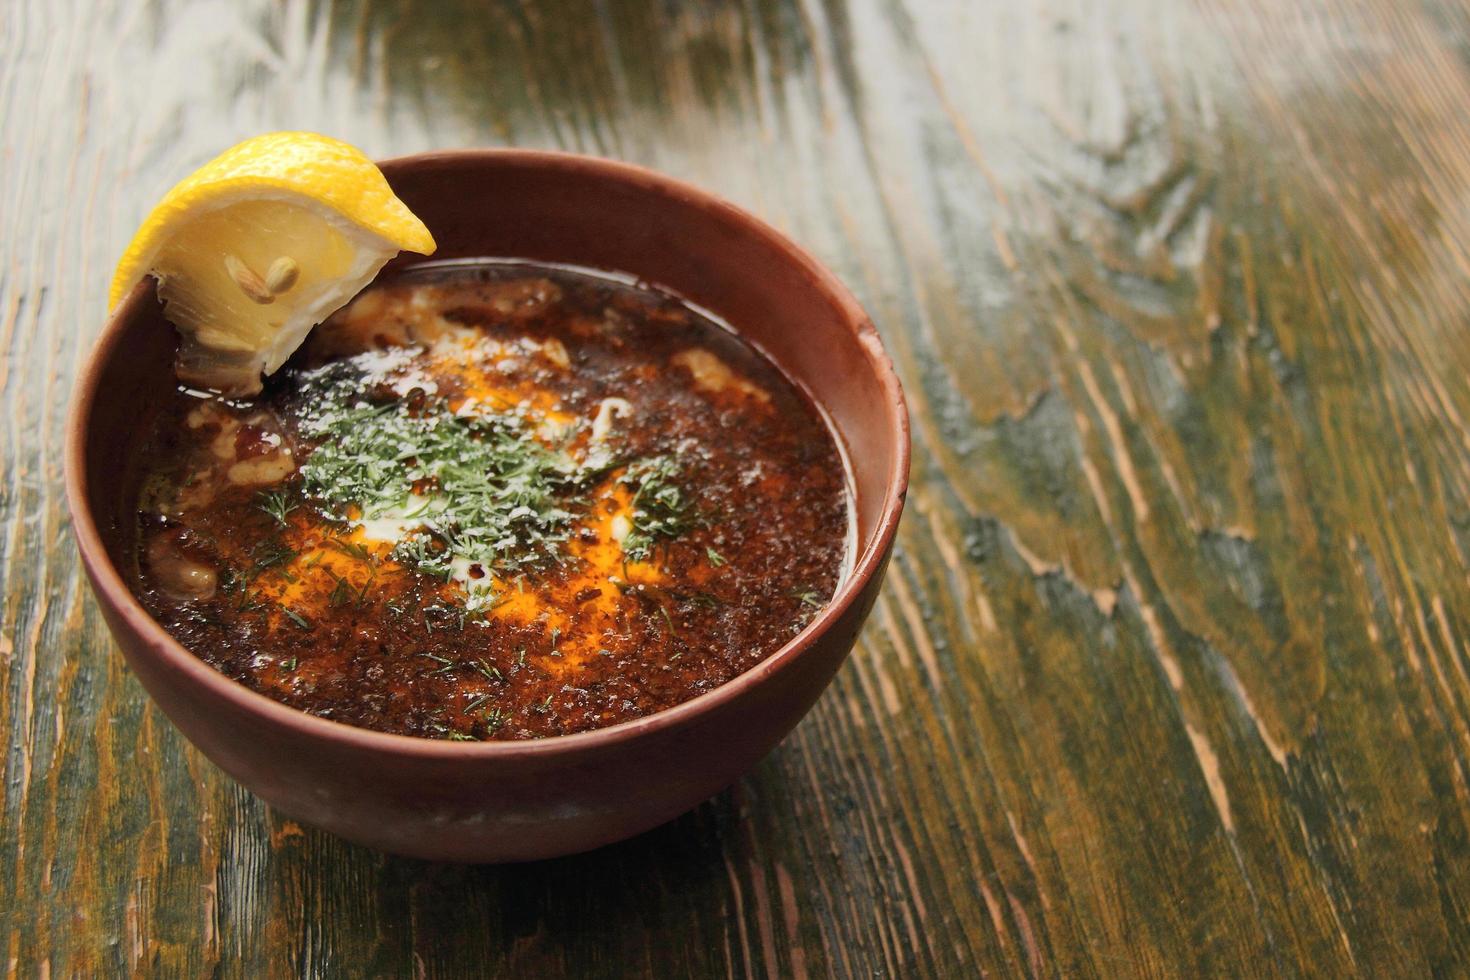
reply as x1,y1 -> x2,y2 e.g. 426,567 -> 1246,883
6,0 -> 1470,975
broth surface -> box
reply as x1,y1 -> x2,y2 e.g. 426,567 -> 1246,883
128,261 -> 849,740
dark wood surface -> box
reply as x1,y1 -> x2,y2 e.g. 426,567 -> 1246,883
6,0 -> 1470,975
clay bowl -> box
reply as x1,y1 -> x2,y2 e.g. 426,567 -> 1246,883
65,149 -> 910,862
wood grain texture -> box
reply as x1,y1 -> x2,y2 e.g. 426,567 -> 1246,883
6,0 -> 1470,975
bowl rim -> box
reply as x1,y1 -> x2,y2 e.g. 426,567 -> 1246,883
64,147 -> 910,761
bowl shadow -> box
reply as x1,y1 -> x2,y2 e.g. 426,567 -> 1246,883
269,783 -> 749,969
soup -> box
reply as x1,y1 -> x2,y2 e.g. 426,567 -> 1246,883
126,261 -> 851,740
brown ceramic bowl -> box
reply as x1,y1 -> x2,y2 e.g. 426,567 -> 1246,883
65,149 -> 909,862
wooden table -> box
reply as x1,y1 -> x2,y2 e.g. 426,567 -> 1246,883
7,0 -> 1470,974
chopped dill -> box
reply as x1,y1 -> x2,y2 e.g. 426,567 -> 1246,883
289,362 -> 702,611
327,576 -> 354,607
280,606 -> 311,630
396,533 -> 453,580
328,538 -> 376,563
355,571 -> 376,607
705,547 -> 726,567
621,455 -> 697,562
255,489 -> 297,527
295,367 -> 608,599
248,537 -> 297,578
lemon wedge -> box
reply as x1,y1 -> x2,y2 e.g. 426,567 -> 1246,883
110,132 -> 436,394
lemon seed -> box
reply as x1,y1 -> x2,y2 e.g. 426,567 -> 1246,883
265,256 -> 300,295
224,254 -> 274,305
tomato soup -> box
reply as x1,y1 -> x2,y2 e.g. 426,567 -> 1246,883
126,261 -> 850,740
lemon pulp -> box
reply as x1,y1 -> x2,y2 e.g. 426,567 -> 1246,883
110,132 -> 436,394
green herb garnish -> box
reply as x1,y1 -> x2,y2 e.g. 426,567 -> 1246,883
328,538 -> 376,563
621,455 -> 697,562
256,489 -> 297,527
296,370 -> 612,604
248,537 -> 297,578
280,606 -> 311,630
293,363 -> 699,606
327,576 -> 354,607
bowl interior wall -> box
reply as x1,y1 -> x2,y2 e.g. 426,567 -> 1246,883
84,299 -> 182,573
